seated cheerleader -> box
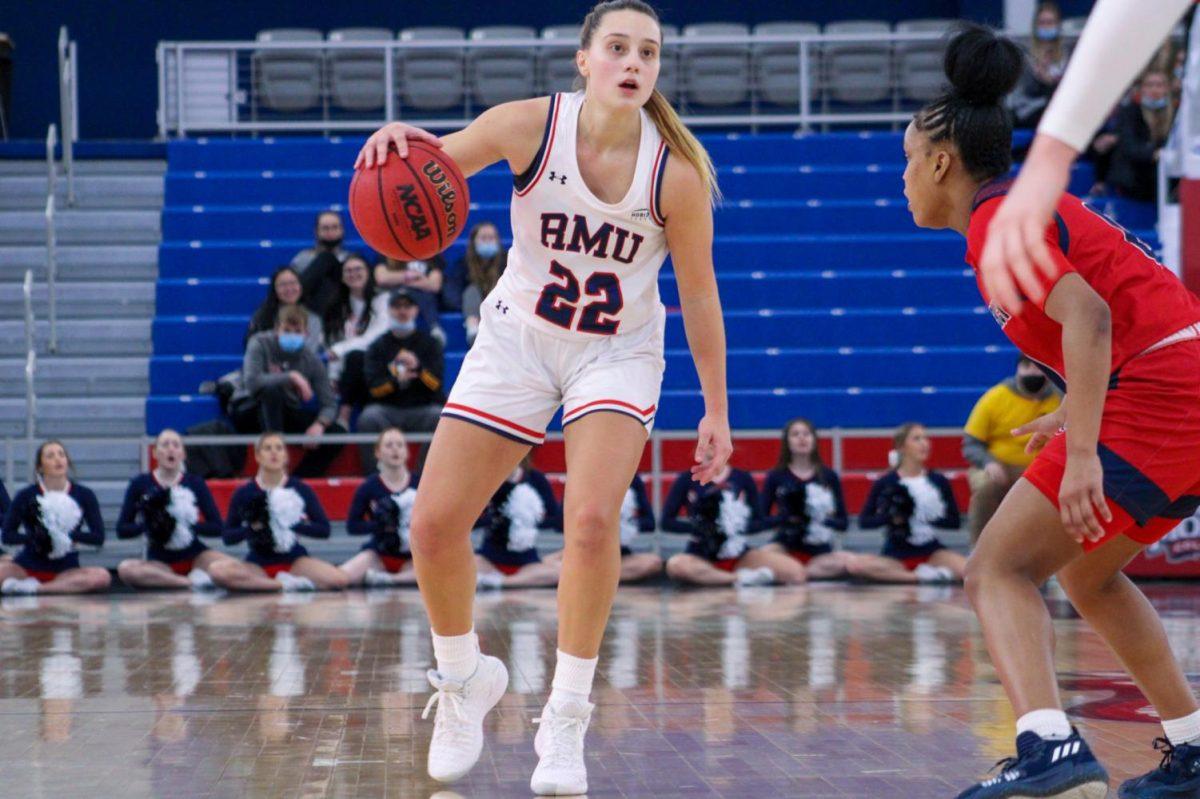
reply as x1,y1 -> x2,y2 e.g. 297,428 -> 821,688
115,429 -> 236,590
545,474 -> 664,583
850,422 -> 967,584
474,455 -> 561,589
662,464 -> 804,586
0,440 -> 111,595
760,418 -> 854,580
339,427 -> 420,587
208,432 -> 349,592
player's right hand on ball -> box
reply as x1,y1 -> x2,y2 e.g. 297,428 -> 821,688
355,123 -> 444,169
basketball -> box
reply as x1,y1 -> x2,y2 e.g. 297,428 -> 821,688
349,140 -> 470,261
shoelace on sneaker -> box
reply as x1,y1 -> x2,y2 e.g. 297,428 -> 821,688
988,754 -> 1022,779
533,713 -> 586,768
423,685 -> 473,748
1153,737 -> 1178,773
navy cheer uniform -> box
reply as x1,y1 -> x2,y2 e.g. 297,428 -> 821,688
859,471 -> 960,567
619,475 -> 656,556
346,472 -> 421,572
117,472 -> 224,573
477,468 -> 560,573
2,482 -> 104,579
224,477 -> 330,574
761,467 -> 849,562
662,469 -> 761,569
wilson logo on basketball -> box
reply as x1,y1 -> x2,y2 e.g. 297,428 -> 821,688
394,183 -> 432,241
422,160 -> 461,238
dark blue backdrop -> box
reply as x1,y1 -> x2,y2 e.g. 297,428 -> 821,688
8,0 -> 1095,140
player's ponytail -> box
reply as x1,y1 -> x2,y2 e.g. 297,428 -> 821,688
914,23 -> 1024,181
579,0 -> 721,203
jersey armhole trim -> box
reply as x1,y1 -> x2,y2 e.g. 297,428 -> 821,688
649,142 -> 669,227
513,94 -> 561,197
1054,212 -> 1070,256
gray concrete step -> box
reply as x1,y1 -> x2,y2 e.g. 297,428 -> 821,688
2,439 -> 148,484
0,397 -> 145,437
0,161 -> 166,177
0,175 -> 164,210
0,245 -> 158,282
0,319 -> 151,357
0,357 -> 147,398
0,210 -> 160,245
0,281 -> 154,319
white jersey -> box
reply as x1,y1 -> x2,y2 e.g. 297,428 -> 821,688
493,91 -> 670,338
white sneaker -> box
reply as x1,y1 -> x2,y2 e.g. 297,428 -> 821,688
915,563 -> 953,584
734,566 -> 774,587
530,699 -> 593,796
365,568 -> 399,588
277,572 -> 316,592
476,571 -> 504,591
187,568 -> 216,591
1,577 -> 39,595
423,653 -> 508,783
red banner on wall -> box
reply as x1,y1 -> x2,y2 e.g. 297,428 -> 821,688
1125,512 -> 1200,578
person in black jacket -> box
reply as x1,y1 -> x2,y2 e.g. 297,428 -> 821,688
849,423 -> 966,583
357,288 -> 445,470
207,432 -> 349,592
1108,69 -> 1174,201
0,440 -> 110,594
115,429 -> 236,590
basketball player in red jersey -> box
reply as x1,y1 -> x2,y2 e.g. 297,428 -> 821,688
979,0 -> 1191,312
904,25 -> 1200,799
355,2 -> 731,794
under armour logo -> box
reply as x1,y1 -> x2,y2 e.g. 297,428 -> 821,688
495,299 -> 509,314
547,171 -> 568,185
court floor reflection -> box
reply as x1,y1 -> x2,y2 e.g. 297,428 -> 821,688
0,583 -> 1197,798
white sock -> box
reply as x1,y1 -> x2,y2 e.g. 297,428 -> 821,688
431,629 -> 479,682
1163,709 -> 1200,746
549,649 -> 597,707
1016,708 -> 1072,741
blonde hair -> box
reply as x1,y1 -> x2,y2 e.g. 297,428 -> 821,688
579,0 -> 721,202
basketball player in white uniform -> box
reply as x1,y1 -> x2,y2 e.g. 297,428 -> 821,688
979,0 -> 1192,311
356,2 -> 732,794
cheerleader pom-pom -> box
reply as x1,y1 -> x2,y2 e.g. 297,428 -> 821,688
38,491 -> 83,559
618,487 -> 639,546
502,482 -> 545,552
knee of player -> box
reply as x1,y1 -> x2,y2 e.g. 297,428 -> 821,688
564,505 -> 616,549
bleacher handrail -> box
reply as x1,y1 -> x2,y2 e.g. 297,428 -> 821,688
21,271 -> 36,463
57,27 -> 77,207
44,193 -> 58,354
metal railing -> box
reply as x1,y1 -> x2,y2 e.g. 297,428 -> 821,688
157,29 -> 1056,137
21,271 -> 37,472
57,27 -> 77,206
1158,17 -> 1200,278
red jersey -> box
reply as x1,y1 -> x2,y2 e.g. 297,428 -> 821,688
965,178 -> 1200,389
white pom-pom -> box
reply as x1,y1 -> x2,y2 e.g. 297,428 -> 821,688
165,485 -> 199,550
267,486 -> 305,552
899,475 -> 946,546
716,490 -> 751,560
38,491 -> 82,559
804,482 -> 837,545
618,488 -> 640,546
502,482 -> 545,552
887,449 -> 901,468
392,487 -> 418,550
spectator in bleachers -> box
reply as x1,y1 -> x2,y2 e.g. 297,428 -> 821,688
0,440 -> 110,595
115,429 -> 235,590
245,266 -> 324,352
208,432 -> 348,592
963,356 -> 1061,543
374,255 -> 447,343
357,289 -> 445,470
662,465 -> 803,586
230,305 -> 346,477
759,418 -> 853,580
0,477 -> 9,535
544,474 -> 663,583
322,253 -> 389,426
443,222 -> 507,346
1011,2 -> 1069,128
339,428 -> 419,587
291,210 -> 350,316
850,423 -> 966,584
1109,68 -> 1175,201
474,455 -> 561,589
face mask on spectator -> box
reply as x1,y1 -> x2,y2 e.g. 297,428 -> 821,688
389,318 -> 416,335
1019,374 -> 1047,394
1035,25 -> 1060,41
319,236 -> 344,250
278,332 -> 306,352
1141,95 -> 1169,111
475,241 -> 500,258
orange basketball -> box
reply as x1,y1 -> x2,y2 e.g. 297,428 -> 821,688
349,140 -> 470,260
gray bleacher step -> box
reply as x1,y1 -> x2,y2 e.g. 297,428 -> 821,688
0,161 -> 166,177
0,357 -> 147,398
0,210 -> 160,245
0,319 -> 151,357
3,439 -> 148,484
0,175 -> 164,210
0,281 -> 154,319
0,245 -> 158,282
0,397 -> 145,437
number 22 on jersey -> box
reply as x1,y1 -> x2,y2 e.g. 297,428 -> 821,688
534,261 -> 624,335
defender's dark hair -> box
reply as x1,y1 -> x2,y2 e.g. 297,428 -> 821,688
774,417 -> 827,476
914,24 -> 1024,181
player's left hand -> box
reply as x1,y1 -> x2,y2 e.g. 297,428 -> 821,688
1058,453 -> 1112,545
691,413 -> 732,485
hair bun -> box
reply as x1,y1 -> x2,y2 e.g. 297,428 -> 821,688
944,23 -> 1024,107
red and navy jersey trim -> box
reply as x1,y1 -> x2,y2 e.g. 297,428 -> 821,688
513,94 -> 562,196
441,402 -> 546,445
649,142 -> 669,227
971,176 -> 1014,212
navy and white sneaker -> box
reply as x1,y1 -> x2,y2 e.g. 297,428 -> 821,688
1118,738 -> 1200,797
956,728 -> 1109,798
